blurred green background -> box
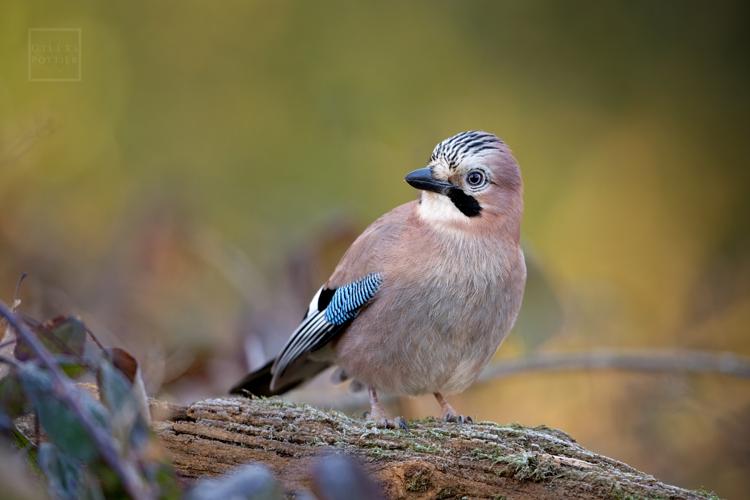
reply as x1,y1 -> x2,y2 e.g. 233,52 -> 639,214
1,0 -> 749,497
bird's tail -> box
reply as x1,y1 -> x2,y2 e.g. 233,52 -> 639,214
229,358 -> 330,397
229,359 -> 277,396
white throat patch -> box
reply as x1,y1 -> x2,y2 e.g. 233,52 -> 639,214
418,192 -> 469,224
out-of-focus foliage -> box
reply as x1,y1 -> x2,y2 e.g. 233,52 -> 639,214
0,315 -> 180,499
0,0 -> 748,497
186,464 -> 283,500
0,446 -> 46,500
1,310 -> 382,499
310,453 -> 383,500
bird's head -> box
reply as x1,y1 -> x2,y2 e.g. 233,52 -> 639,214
405,131 -> 522,232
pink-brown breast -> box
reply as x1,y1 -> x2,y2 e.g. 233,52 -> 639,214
331,201 -> 526,396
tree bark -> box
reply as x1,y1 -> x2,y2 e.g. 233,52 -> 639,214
151,397 -> 709,500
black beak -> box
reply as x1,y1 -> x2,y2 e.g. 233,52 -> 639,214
404,167 -> 452,194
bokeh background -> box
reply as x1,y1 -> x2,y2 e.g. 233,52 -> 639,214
1,1 -> 749,497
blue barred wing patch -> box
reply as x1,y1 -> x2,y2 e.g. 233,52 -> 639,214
270,272 -> 382,388
324,273 -> 383,325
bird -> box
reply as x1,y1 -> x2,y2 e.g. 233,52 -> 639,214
230,131 -> 527,428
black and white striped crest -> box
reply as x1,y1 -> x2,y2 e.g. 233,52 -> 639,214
430,131 -> 503,170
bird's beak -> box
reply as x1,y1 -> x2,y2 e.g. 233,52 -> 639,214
405,167 -> 452,195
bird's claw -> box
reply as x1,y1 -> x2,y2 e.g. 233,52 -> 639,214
395,416 -> 409,430
366,414 -> 409,430
443,413 -> 473,424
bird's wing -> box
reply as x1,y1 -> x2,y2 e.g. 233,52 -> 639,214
231,202 -> 416,396
270,272 -> 383,390
268,201 -> 416,392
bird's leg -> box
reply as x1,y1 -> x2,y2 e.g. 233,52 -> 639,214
367,386 -> 388,421
367,386 -> 408,430
434,392 -> 473,424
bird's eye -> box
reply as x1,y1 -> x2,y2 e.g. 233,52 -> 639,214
466,170 -> 486,188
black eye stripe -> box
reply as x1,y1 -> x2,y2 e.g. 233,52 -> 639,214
447,188 -> 482,217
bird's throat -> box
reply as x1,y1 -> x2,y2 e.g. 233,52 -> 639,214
418,191 -> 479,224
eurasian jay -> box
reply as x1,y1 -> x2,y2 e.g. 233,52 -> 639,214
231,131 -> 527,428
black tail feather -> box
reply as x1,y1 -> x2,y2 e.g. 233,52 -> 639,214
229,359 -> 278,396
229,358 -> 329,397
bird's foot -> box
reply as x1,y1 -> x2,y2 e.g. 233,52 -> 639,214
366,414 -> 409,430
434,392 -> 473,424
366,386 -> 408,430
442,412 -> 473,424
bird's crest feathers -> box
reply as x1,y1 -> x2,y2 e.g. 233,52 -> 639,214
430,131 -> 503,170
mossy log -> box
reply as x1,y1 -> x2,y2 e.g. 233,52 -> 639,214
151,397 -> 710,500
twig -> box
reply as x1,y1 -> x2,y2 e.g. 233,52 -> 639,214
1,273 -> 25,344
0,119 -> 55,170
84,326 -> 105,352
13,273 -> 27,304
191,227 -> 266,305
478,349 -> 750,382
293,349 -> 750,411
0,300 -> 153,500
0,339 -> 16,350
34,413 -> 39,452
0,354 -> 18,367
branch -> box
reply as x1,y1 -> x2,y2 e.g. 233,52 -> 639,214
0,300 -> 153,500
288,349 -> 750,412
151,397 -> 712,499
479,349 -> 750,382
